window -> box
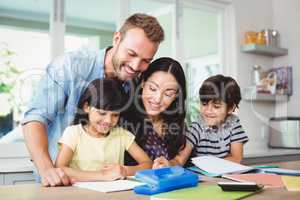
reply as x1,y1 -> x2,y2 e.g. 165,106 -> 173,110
129,0 -> 229,124
129,0 -> 175,58
0,26 -> 102,139
0,0 -> 234,143
185,55 -> 222,123
182,3 -> 224,123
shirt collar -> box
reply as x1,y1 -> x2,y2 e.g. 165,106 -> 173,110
198,114 -> 233,132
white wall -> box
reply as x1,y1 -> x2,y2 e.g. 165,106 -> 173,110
232,0 -> 299,153
232,0 -> 278,153
272,0 -> 300,117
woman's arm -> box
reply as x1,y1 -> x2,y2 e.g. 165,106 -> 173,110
55,144 -> 126,182
153,142 -> 193,168
224,142 -> 244,163
124,141 -> 152,175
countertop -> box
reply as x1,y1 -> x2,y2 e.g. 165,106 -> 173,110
0,143 -> 34,173
1,161 -> 300,200
245,148 -> 300,158
243,147 -> 300,164
0,157 -> 34,173
0,143 -> 299,173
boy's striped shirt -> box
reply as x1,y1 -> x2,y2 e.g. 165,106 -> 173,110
186,114 -> 248,158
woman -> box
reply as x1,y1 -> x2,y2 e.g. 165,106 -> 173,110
121,57 -> 187,168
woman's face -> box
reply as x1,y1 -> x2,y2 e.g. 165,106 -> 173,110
142,71 -> 179,116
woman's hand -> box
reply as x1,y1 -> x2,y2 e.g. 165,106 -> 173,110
100,164 -> 127,181
153,156 -> 170,169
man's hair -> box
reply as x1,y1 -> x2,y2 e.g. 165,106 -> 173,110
199,74 -> 241,109
119,13 -> 164,43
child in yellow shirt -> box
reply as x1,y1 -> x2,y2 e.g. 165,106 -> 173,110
55,78 -> 151,182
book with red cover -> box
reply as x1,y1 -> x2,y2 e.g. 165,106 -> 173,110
222,173 -> 284,188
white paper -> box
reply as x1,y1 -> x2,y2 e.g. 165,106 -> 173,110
192,156 -> 253,176
73,180 -> 146,193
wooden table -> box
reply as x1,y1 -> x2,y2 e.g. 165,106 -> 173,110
1,161 -> 300,200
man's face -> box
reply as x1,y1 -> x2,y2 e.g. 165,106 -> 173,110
111,28 -> 159,81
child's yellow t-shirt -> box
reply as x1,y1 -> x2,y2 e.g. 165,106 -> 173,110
58,124 -> 135,171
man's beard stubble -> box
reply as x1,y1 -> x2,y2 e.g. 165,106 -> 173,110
111,50 -> 121,78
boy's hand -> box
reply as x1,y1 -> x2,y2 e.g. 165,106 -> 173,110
100,164 -> 127,180
153,156 -> 170,169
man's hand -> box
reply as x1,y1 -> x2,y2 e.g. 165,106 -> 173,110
23,122 -> 71,186
40,167 -> 71,187
153,156 -> 170,169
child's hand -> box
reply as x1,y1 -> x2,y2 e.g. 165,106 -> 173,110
153,156 -> 170,169
100,164 -> 127,181
40,167 -> 71,187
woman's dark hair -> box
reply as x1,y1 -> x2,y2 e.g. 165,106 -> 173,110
123,57 -> 187,159
73,78 -> 125,125
199,74 -> 241,109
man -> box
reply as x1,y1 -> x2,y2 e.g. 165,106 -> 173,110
22,13 -> 164,187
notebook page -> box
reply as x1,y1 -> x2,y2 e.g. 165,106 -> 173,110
192,156 -> 253,175
73,180 -> 146,193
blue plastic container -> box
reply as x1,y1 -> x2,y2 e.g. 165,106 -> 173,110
133,166 -> 199,195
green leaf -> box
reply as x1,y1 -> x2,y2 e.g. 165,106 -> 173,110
0,84 -> 12,93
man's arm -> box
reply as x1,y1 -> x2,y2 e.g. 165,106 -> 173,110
23,121 -> 70,186
22,55 -> 74,186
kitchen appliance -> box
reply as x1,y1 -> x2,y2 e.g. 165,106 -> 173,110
269,117 -> 300,148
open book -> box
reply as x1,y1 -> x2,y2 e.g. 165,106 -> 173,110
73,179 -> 145,193
191,156 -> 255,177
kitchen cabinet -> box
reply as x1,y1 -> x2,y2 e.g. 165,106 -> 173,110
0,174 -> 3,185
0,157 -> 35,185
0,172 -> 35,185
0,144 -> 35,185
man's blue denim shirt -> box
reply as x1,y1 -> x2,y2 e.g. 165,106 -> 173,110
22,48 -> 107,161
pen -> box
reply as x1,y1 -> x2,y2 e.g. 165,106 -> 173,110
126,176 -> 140,182
254,165 -> 279,169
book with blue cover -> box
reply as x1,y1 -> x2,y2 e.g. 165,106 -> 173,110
191,156 -> 256,177
133,166 -> 199,195
262,168 -> 300,176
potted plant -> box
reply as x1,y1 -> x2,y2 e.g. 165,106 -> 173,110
0,42 -> 20,137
